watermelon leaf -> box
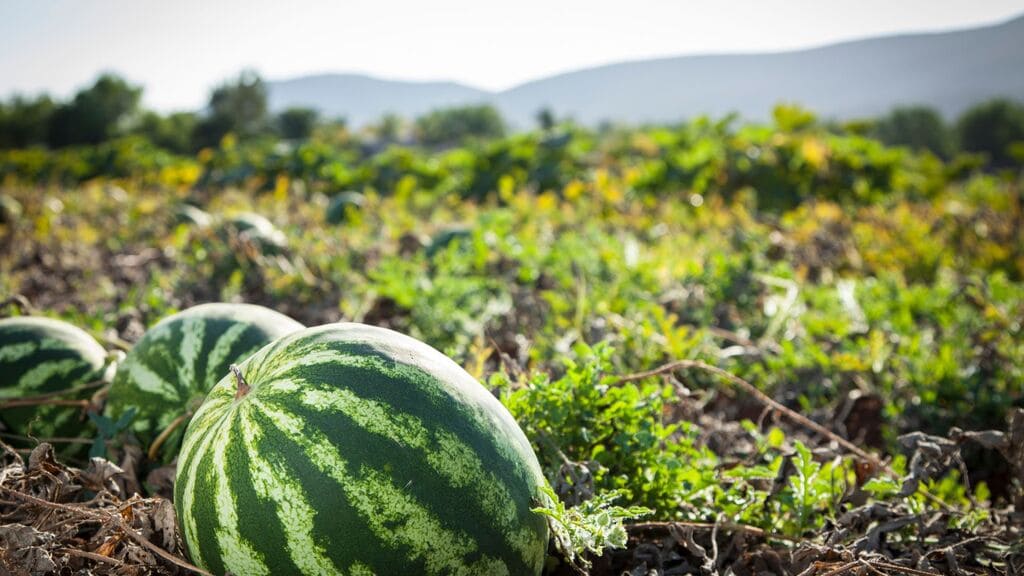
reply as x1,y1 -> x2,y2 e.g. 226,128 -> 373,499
87,407 -> 137,459
533,484 -> 651,570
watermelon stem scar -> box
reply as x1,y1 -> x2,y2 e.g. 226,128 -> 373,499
229,364 -> 250,400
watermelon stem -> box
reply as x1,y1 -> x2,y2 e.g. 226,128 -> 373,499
147,409 -> 193,461
229,364 -> 251,399
0,293 -> 34,316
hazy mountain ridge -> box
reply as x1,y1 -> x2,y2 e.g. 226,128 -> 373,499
268,14 -> 1024,127
268,74 -> 488,127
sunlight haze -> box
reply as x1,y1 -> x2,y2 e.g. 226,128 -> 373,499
1,0 -> 1023,111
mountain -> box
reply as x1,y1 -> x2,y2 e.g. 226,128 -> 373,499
268,74 -> 487,127
268,14 -> 1024,127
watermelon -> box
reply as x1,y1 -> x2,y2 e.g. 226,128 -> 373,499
325,191 -> 365,225
225,212 -> 287,254
425,225 -> 472,259
0,317 -> 108,449
175,323 -> 549,576
175,204 -> 213,228
0,193 -> 23,225
105,303 -> 303,460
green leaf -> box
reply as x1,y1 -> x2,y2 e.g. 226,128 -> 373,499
114,406 -> 137,432
532,485 -> 651,570
863,476 -> 901,498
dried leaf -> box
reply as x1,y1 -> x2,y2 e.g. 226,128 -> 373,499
80,457 -> 126,496
0,525 -> 57,575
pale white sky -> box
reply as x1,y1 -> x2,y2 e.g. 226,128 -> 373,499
1,0 -> 1023,112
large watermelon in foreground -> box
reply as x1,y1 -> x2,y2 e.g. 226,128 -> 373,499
175,323 -> 549,576
0,317 -> 108,450
105,303 -> 303,460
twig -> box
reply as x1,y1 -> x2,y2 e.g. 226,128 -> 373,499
0,380 -> 105,408
104,335 -> 134,352
616,360 -> 879,461
110,513 -> 213,576
0,294 -> 34,316
817,560 -> 859,576
147,410 -> 193,461
89,382 -> 113,408
857,559 -> 887,576
0,485 -> 212,576
924,535 -> 989,556
870,561 -> 943,576
0,432 -> 94,445
709,514 -> 721,571
614,359 -> 952,511
59,548 -> 124,566
628,520 -> 801,543
0,398 -> 89,409
0,485 -> 106,518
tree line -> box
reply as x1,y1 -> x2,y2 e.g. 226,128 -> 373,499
1,71 -> 1022,168
871,103 -> 1024,169
0,71 -> 507,154
0,71 -> 314,154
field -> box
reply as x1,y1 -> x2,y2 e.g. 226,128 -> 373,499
1,110 -> 1023,575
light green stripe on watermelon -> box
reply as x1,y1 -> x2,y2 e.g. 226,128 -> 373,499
175,393 -> 231,570
175,323 -> 549,576
212,417 -> 270,576
176,316 -> 205,394
0,341 -> 36,364
105,302 -> 303,461
204,322 -> 250,385
121,357 -> 178,401
238,404 -> 343,576
18,358 -> 85,391
350,563 -> 374,576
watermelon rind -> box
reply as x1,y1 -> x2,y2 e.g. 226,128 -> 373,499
175,322 -> 550,576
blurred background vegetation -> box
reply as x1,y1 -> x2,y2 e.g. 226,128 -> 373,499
2,71 -> 1023,167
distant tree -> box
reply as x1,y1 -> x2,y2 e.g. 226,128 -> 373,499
315,117 -> 350,147
193,70 -> 269,149
536,107 -> 556,131
837,118 -> 875,137
132,111 -> 198,154
375,113 -> 404,143
0,95 -> 55,148
47,74 -> 142,147
276,107 -> 319,140
873,106 -> 954,158
415,104 -> 506,146
957,98 -> 1024,169
772,103 -> 817,132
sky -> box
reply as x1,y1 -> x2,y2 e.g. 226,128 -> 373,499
2,0 -> 1023,112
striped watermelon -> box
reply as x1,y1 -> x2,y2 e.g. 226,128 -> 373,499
325,191 -> 365,225
105,303 -> 303,461
175,323 -> 549,576
226,212 -> 287,254
0,317 -> 108,450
